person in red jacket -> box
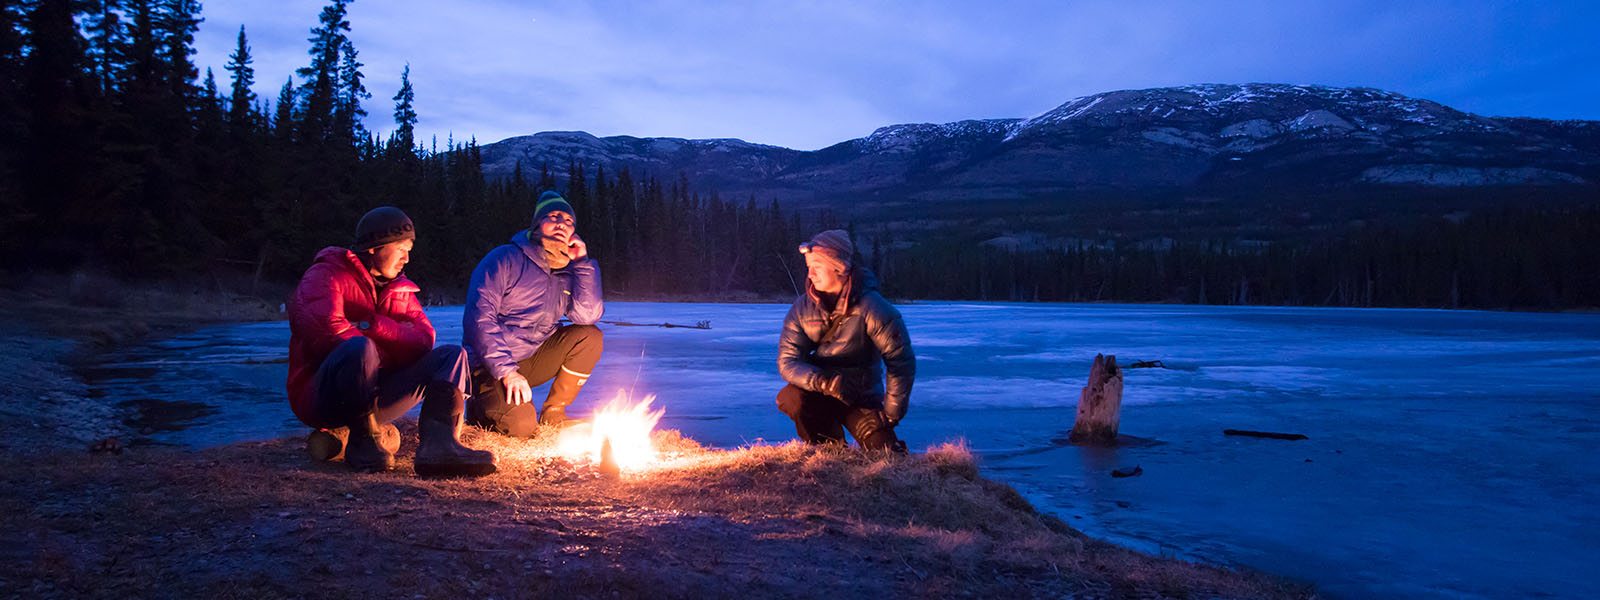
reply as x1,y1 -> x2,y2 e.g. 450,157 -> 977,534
286,207 -> 495,476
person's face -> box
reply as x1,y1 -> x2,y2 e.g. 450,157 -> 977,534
805,254 -> 845,294
366,238 -> 413,280
537,210 -> 575,243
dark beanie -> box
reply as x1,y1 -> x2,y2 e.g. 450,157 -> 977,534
798,229 -> 853,271
531,190 -> 577,229
354,206 -> 415,251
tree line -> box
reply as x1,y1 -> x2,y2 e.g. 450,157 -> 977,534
873,204 -> 1600,310
0,0 -> 814,302
2,0 -> 1593,310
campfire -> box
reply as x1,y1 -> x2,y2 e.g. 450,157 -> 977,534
555,390 -> 665,472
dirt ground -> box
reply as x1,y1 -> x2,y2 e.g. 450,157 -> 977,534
0,424 -> 1316,600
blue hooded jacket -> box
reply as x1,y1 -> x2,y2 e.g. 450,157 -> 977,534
463,230 -> 604,379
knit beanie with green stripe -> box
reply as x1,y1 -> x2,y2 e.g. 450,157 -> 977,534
531,190 -> 577,229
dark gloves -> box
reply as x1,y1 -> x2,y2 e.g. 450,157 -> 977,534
816,368 -> 874,405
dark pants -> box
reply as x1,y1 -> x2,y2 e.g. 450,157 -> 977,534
468,324 -> 604,436
311,337 -> 471,427
776,384 -> 899,451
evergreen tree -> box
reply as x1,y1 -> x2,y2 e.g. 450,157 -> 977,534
0,0 -> 31,259
272,77 -> 294,138
390,63 -> 416,154
159,0 -> 201,108
224,24 -> 254,127
335,37 -> 367,139
19,0 -> 97,266
296,0 -> 350,145
85,0 -> 125,94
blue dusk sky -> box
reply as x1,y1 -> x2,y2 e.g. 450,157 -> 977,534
192,0 -> 1600,151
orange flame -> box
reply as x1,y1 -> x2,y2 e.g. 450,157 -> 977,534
555,390 -> 664,471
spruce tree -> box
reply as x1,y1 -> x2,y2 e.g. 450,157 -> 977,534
85,0 -> 126,95
335,38 -> 367,140
224,25 -> 255,128
391,63 -> 416,155
296,0 -> 350,145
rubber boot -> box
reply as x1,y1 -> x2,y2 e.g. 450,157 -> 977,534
415,382 -> 497,478
539,368 -> 589,427
344,412 -> 394,472
307,425 -> 399,462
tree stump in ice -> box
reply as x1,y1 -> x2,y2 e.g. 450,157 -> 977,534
1068,354 -> 1123,446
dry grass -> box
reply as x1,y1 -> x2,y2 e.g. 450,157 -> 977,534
0,424 -> 1317,599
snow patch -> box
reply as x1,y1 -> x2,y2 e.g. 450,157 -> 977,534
1141,127 -> 1214,150
1220,119 -> 1280,139
1284,110 -> 1356,133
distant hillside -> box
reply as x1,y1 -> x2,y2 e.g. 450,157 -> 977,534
480,83 -> 1600,212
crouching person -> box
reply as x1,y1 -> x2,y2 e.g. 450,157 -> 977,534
777,230 -> 914,452
286,207 -> 496,476
464,191 -> 604,437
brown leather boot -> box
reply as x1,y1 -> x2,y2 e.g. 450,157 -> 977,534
415,382 -> 497,478
344,412 -> 394,472
307,425 -> 399,462
539,368 -> 590,427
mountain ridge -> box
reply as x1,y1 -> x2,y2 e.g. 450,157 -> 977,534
479,83 -> 1600,210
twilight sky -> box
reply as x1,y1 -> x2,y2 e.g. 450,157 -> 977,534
192,0 -> 1600,151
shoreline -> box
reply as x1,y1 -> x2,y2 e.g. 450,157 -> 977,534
0,286 -> 1316,598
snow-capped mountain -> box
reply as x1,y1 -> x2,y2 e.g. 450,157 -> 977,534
479,83 -> 1599,207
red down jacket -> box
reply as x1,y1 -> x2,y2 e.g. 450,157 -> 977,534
286,246 -> 435,428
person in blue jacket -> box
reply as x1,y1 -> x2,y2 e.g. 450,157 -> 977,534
463,191 -> 604,436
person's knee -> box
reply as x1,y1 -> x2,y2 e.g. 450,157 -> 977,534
570,324 -> 604,351
334,335 -> 379,360
432,344 -> 467,362
562,325 -> 604,368
498,404 -> 540,438
429,344 -> 471,376
776,386 -> 805,418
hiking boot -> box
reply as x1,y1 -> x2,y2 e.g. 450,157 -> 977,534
307,428 -> 347,462
414,382 -> 497,478
344,412 -> 394,473
307,425 -> 399,462
538,406 -> 588,429
539,368 -> 589,427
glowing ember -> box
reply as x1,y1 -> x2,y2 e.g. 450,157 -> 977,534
555,391 -> 664,471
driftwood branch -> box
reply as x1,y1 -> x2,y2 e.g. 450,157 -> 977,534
1223,429 -> 1308,440
598,320 -> 711,330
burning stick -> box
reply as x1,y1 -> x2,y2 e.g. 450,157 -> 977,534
598,438 -> 621,479
556,391 -> 665,473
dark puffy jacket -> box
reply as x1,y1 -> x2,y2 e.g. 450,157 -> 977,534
286,246 -> 435,428
463,230 -> 603,380
777,267 -> 915,421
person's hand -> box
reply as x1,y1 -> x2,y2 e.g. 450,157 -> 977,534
816,371 -> 846,402
501,371 -> 532,406
567,234 -> 588,261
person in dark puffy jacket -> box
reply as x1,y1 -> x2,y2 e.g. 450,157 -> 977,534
287,207 -> 496,476
463,191 -> 604,436
777,229 -> 914,452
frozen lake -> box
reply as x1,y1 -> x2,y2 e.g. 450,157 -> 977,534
87,302 -> 1600,599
